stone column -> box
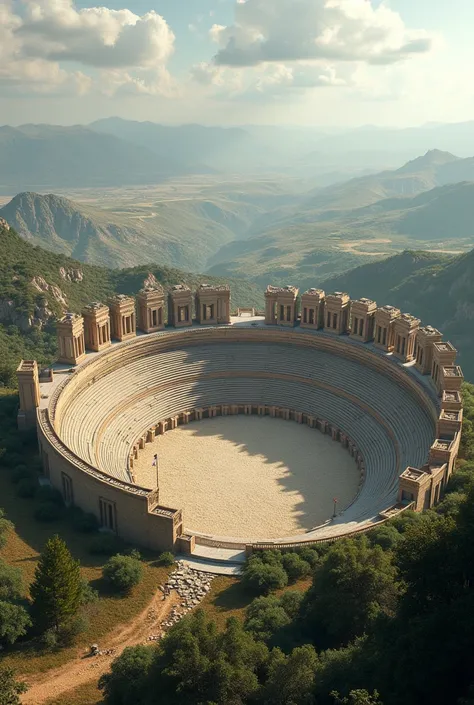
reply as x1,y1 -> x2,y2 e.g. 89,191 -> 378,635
137,286 -> 165,333
168,285 -> 193,328
109,295 -> 137,342
82,303 -> 111,352
16,360 -> 40,430
431,341 -> 457,394
265,286 -> 299,327
349,298 -> 377,342
392,314 -> 420,362
195,284 -> 231,325
373,306 -> 401,352
300,289 -> 325,329
324,292 -> 350,334
264,288 -> 278,325
57,313 -> 86,365
414,326 -> 443,374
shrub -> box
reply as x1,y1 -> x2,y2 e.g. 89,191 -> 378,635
71,508 -> 99,534
279,590 -> 304,618
242,558 -> 288,595
10,465 -> 31,484
1,453 -> 24,468
259,550 -> 283,566
244,595 -> 291,641
39,628 -> 58,651
35,485 -> 64,506
281,553 -> 311,583
0,601 -> 32,646
16,478 -> 37,499
80,579 -> 99,606
369,524 -> 404,551
103,554 -> 143,594
296,546 -> 321,569
89,533 -> 124,556
157,551 -> 175,567
34,502 -> 62,522
59,615 -> 89,646
0,560 -> 23,601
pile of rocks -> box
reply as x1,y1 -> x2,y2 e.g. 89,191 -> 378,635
149,561 -> 215,639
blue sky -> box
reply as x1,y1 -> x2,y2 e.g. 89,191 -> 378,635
2,0 -> 474,127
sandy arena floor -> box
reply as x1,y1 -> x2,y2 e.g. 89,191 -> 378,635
134,416 -> 360,540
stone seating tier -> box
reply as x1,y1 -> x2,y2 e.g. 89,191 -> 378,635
55,335 -> 435,536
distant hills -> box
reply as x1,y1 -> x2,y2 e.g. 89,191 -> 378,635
0,192 -> 263,271
0,221 -> 262,385
209,156 -> 474,287
0,124 -> 188,192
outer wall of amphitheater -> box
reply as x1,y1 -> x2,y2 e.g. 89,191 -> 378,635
17,283 -> 464,556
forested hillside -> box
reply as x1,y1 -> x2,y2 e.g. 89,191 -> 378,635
0,222 -> 262,387
321,248 -> 474,379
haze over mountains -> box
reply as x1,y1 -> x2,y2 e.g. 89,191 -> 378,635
5,117 -> 474,193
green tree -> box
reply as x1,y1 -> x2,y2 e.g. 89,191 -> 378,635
245,595 -> 291,642
260,644 -> 318,705
242,558 -> 288,595
102,554 -> 143,594
30,535 -> 82,634
99,645 -> 154,705
304,537 -> 399,647
0,667 -> 27,705
0,602 -> 31,646
331,690 -> 383,705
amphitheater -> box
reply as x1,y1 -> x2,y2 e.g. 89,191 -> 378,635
17,284 -> 464,569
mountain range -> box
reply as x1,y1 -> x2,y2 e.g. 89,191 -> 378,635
7,117 -> 474,194
0,191 -> 266,271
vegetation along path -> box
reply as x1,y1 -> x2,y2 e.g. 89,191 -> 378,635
21,589 -> 180,704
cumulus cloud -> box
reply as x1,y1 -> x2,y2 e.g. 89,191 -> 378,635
212,0 -> 436,67
1,0 -> 175,95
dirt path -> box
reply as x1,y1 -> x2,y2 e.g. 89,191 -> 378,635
22,590 -> 179,705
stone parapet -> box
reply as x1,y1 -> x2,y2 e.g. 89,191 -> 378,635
16,360 -> 40,429
57,313 -> 86,365
301,288 -> 325,329
374,305 -> 400,352
264,285 -> 299,326
82,302 -> 111,352
414,325 -> 442,374
392,313 -> 420,362
350,298 -> 377,342
195,283 -> 231,325
137,287 -> 165,333
324,292 -> 350,335
168,284 -> 193,328
109,294 -> 137,342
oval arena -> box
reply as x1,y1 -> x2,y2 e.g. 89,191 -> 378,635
16,284 -> 463,564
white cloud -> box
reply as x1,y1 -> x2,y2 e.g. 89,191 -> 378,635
0,0 -> 175,95
212,0 -> 437,67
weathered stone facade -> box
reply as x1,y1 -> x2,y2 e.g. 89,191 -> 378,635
264,285 -> 299,326
57,313 -> 86,365
82,302 -> 111,352
137,286 -> 165,333
195,284 -> 231,325
168,285 -> 193,328
109,295 -> 136,342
